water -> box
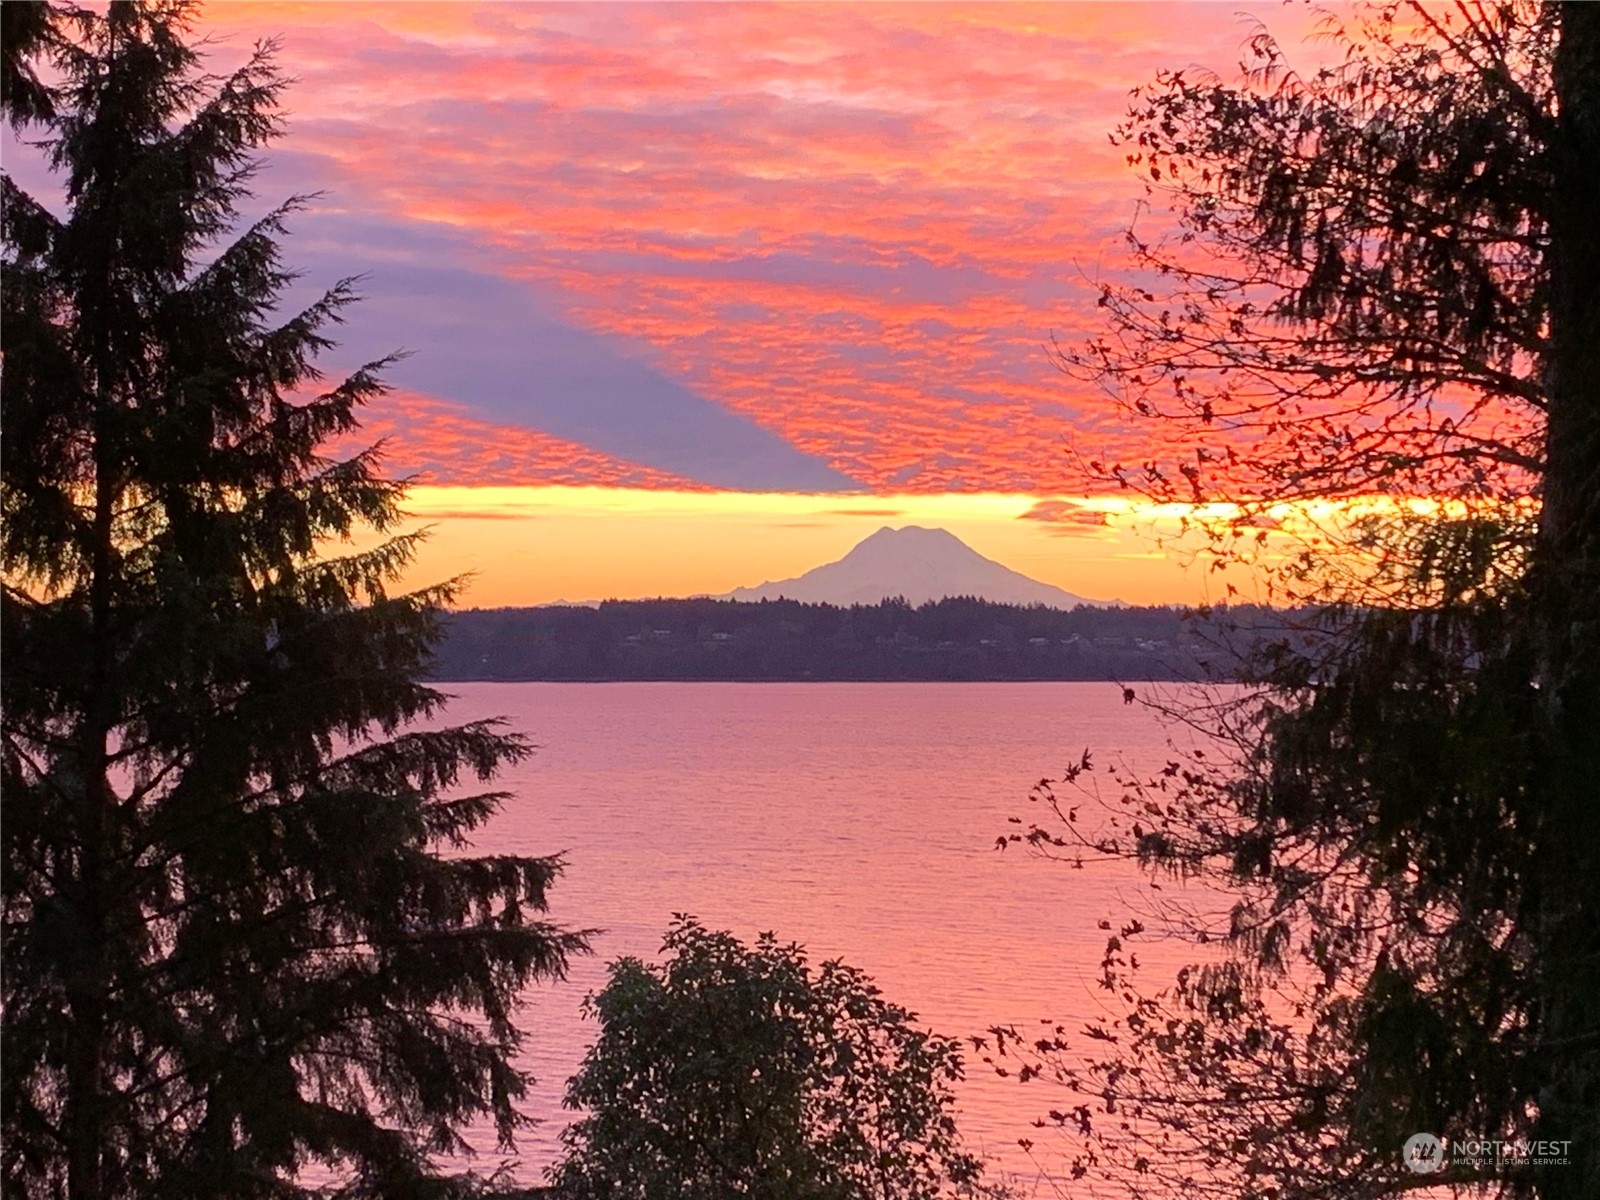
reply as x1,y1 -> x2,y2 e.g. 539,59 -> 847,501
437,682 -> 1229,1187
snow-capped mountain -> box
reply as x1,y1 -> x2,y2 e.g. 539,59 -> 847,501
721,525 -> 1113,608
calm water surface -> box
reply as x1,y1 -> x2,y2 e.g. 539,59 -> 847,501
440,682 -> 1226,1186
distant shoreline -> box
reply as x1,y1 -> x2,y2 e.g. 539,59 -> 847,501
428,596 -> 1280,686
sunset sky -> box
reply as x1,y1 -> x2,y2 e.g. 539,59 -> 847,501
7,1 -> 1346,606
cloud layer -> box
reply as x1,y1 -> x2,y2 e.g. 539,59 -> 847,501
183,4 -> 1323,491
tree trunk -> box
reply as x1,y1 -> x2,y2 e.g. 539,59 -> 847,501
1536,5 -> 1600,1198
65,363 -> 120,1200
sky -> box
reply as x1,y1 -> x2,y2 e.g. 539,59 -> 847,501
8,1 -> 1346,606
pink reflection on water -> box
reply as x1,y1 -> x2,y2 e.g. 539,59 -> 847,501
432,681 -> 1237,1188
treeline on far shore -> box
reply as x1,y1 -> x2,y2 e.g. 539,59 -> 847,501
430,596 -> 1293,682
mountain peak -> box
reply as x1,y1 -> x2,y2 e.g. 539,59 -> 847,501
860,524 -> 959,542
721,526 -> 1114,609
847,525 -> 965,555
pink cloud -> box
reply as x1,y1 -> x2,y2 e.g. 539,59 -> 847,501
337,389 -> 711,490
196,1 -> 1342,492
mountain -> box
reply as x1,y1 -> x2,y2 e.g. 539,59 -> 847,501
719,526 -> 1114,609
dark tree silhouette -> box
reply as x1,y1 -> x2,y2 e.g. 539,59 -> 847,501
997,4 -> 1600,1199
1,4 -> 585,1197
1,0 -> 59,127
550,918 -> 994,1200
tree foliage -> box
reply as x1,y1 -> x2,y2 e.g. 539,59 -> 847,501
0,4 -> 585,1196
1,0 -> 59,127
1074,0 -> 1553,516
549,917 -> 993,1200
996,4 -> 1600,1199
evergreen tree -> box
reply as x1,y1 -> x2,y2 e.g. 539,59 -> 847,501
2,0 -> 59,127
0,4 -> 585,1197
996,3 -> 1599,1198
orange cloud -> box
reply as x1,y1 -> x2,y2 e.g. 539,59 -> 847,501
195,2 -> 1342,493
338,390 -> 710,490
1018,498 -> 1112,534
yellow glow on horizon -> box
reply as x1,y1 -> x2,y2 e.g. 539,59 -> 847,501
396,485 -> 1519,526
384,485 -> 1525,610
404,485 -> 1118,523
375,485 -> 1288,609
